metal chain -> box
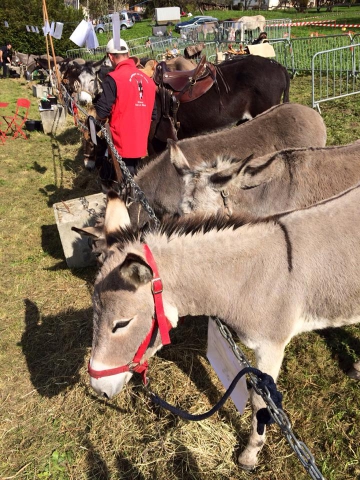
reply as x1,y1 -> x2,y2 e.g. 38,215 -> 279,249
60,85 -> 323,479
60,85 -> 160,229
79,196 -> 104,219
213,317 -> 325,480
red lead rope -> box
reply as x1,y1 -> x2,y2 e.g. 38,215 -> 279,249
88,244 -> 172,384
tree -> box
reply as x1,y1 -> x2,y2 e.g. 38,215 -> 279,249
0,0 -> 84,57
86,0 -> 110,20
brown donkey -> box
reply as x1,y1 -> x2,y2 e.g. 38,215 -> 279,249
89,189 -> 360,470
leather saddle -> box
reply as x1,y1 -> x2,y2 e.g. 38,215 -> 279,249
153,55 -> 217,103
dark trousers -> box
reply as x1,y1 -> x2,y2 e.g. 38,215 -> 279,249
122,157 -> 140,176
97,153 -> 140,182
0,61 -> 9,78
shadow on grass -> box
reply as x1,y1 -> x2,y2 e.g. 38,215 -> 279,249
156,316 -> 246,433
83,395 -> 203,479
20,299 -> 92,398
40,224 -> 99,286
36,128 -> 100,207
317,326 -> 360,375
83,439 -> 110,480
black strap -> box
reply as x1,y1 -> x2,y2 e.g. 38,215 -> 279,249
148,366 -> 283,434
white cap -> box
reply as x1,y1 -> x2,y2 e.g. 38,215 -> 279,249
106,38 -> 129,54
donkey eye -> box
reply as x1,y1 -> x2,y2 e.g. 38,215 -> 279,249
112,319 -> 132,333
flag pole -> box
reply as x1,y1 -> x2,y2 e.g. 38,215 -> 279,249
42,0 -> 62,99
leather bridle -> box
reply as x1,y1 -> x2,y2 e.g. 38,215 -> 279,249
88,244 -> 173,385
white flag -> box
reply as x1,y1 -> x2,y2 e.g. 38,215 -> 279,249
112,13 -> 121,50
70,20 -> 90,47
53,22 -> 64,40
43,21 -> 51,36
85,22 -> 99,49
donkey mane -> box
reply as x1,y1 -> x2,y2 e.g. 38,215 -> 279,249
109,211 -> 272,250
197,154 -> 251,172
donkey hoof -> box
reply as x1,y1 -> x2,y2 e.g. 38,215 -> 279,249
347,368 -> 360,380
238,454 -> 256,471
238,462 -> 256,472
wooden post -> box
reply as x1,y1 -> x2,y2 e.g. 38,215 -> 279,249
42,0 -> 63,100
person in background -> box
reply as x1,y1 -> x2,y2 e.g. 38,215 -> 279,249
95,38 -> 156,177
0,42 -> 12,78
251,32 -> 268,45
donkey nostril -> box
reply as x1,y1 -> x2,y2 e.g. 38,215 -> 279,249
103,392 -> 109,399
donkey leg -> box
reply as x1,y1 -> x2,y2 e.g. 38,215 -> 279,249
348,360 -> 360,380
238,343 -> 285,470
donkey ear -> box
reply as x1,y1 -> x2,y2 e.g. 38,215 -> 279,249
105,191 -> 131,236
119,253 -> 153,288
71,225 -> 104,239
92,57 -> 105,71
209,160 -> 244,188
168,139 -> 190,175
237,153 -> 285,189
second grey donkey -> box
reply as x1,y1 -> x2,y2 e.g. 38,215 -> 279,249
127,102 -> 327,225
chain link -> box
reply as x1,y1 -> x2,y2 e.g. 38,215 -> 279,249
213,317 -> 325,480
79,196 -> 104,219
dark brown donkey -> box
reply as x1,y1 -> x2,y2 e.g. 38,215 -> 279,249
150,54 -> 290,153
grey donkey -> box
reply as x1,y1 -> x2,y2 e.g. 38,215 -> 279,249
89,187 -> 360,470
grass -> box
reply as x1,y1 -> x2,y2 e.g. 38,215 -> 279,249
0,45 -> 360,479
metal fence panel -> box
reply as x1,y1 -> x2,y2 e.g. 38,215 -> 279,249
178,23 -> 219,43
66,46 -> 107,61
312,43 -> 360,111
264,18 -> 292,42
218,18 -> 291,44
290,34 -> 352,75
269,39 -> 294,73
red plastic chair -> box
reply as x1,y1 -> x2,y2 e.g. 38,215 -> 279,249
1,98 -> 31,140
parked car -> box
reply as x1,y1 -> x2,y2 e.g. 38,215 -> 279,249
174,15 -> 219,33
95,12 -> 134,33
126,11 -> 142,22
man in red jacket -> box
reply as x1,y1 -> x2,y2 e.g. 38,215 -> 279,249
95,38 -> 156,176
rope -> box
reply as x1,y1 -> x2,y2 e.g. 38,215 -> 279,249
148,366 -> 283,434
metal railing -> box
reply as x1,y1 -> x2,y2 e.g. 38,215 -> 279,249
289,34 -> 352,76
312,42 -> 360,112
219,18 -> 291,44
65,34 -> 360,112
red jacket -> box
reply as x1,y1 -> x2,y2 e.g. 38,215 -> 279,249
108,59 -> 156,158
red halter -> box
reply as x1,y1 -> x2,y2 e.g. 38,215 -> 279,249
88,244 -> 173,385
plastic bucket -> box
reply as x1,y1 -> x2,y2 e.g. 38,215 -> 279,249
48,96 -> 57,105
40,100 -> 51,109
34,120 -> 43,132
25,120 -> 36,131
